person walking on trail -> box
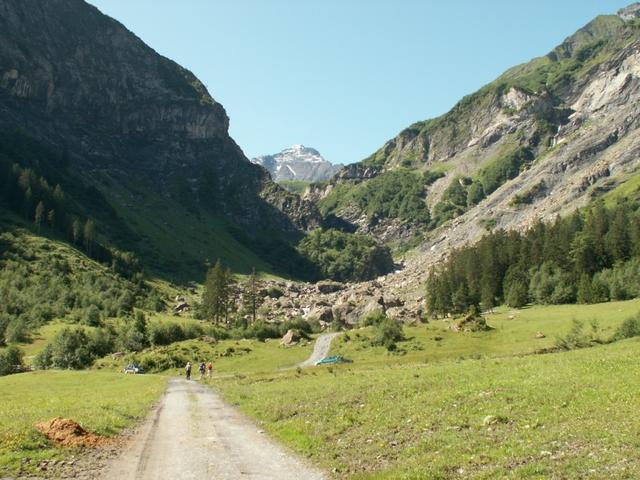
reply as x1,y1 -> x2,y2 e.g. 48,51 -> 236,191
185,361 -> 192,381
198,361 -> 206,380
207,361 -> 213,378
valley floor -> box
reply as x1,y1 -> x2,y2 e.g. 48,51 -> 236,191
210,300 -> 640,479
2,301 -> 639,479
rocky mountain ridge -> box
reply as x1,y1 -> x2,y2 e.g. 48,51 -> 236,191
268,4 -> 640,320
0,0 -> 321,277
307,6 -> 640,241
251,144 -> 342,182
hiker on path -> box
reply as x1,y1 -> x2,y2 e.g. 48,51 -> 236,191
185,361 -> 192,381
198,361 -> 206,380
207,361 -> 213,378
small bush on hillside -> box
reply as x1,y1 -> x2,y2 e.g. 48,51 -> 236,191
5,317 -> 30,343
241,321 -> 281,341
91,327 -> 116,357
360,310 -> 387,327
279,317 -> 312,335
115,317 -> 147,352
371,316 -> 405,351
182,321 -> 204,340
35,327 -> 95,369
613,313 -> 640,340
0,345 -> 24,376
306,317 -> 324,334
555,319 -> 602,351
148,321 -> 185,346
83,305 -> 102,326
266,286 -> 284,298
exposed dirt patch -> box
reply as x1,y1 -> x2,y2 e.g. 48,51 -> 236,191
34,418 -> 112,448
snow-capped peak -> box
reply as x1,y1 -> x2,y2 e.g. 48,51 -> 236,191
251,145 -> 343,183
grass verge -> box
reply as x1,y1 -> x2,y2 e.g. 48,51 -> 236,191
0,371 -> 166,475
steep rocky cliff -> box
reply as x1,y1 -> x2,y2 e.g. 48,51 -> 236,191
0,0 -> 321,278
314,6 -> 640,247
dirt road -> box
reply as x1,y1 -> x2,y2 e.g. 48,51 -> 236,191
101,379 -> 325,480
296,332 -> 340,368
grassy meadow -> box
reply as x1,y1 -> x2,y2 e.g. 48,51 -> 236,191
0,371 -> 166,475
329,300 -> 640,365
208,300 -> 640,479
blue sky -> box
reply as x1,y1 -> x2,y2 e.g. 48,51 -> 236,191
87,0 -> 630,165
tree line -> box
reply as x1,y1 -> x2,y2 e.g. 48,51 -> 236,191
0,155 -> 141,279
426,199 -> 640,317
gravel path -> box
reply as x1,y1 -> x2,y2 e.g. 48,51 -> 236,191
296,332 -> 340,368
100,379 -> 325,480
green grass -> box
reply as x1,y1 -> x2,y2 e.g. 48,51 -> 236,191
216,339 -> 640,479
94,335 -> 314,377
329,300 -> 640,366
210,301 -> 640,478
0,371 -> 166,475
101,179 -> 274,280
13,322 -> 71,365
603,170 -> 640,207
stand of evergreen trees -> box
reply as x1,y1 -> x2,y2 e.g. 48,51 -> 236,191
200,261 -> 263,327
426,199 -> 640,317
0,151 -> 141,280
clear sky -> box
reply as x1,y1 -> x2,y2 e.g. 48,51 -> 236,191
87,0 -> 630,165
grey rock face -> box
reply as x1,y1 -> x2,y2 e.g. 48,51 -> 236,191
0,0 -> 322,268
252,145 -> 342,182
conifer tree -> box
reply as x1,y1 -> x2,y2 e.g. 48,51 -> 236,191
83,219 -> 95,255
242,268 -> 261,325
34,201 -> 45,231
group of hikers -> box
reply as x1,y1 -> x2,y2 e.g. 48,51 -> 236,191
184,360 -> 213,380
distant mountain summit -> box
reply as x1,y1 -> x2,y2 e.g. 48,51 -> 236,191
252,145 -> 342,182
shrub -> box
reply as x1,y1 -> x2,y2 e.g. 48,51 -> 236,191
0,345 -> 24,376
35,327 -> 95,369
371,317 -> 405,351
5,317 -> 30,343
116,320 -> 147,352
148,321 -> 185,346
279,317 -> 312,336
83,305 -> 102,326
91,327 -> 115,357
554,319 -> 601,351
242,321 -> 280,341
266,286 -> 284,298
182,320 -> 204,340
359,310 -> 387,327
613,313 -> 640,340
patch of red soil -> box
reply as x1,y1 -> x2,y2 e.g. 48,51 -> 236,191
34,417 -> 112,448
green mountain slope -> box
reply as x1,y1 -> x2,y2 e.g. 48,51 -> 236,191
0,0 -> 321,281
313,5 -> 640,245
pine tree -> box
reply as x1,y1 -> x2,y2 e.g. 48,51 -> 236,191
72,218 -> 82,245
576,273 -> 593,304
47,209 -> 56,228
607,203 -> 629,262
84,219 -> 96,255
34,201 -> 45,231
222,266 -> 236,324
202,261 -> 236,324
242,268 -> 261,324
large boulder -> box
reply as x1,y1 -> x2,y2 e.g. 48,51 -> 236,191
280,329 -> 302,347
317,281 -> 345,294
306,306 -> 333,322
